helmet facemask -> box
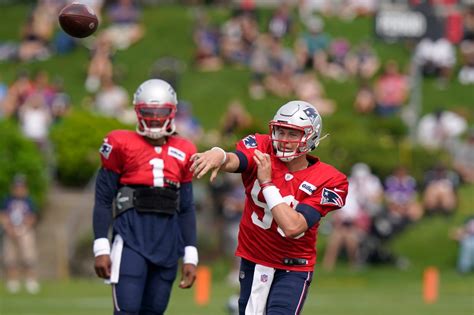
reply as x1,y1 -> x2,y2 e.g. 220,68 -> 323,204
132,79 -> 178,140
270,122 -> 314,162
135,103 -> 176,139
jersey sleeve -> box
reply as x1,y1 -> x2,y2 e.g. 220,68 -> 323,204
99,131 -> 125,174
182,141 -> 197,183
235,134 -> 263,172
301,173 -> 349,217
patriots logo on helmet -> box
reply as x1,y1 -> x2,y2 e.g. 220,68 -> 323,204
303,106 -> 319,124
99,142 -> 113,159
243,135 -> 257,148
321,188 -> 344,207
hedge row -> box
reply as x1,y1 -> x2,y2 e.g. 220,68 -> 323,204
49,109 -> 130,186
0,120 -> 48,207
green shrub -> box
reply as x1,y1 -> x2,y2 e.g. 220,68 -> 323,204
0,120 -> 48,207
50,110 -> 131,187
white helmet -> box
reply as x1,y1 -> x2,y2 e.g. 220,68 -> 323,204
269,100 -> 322,162
133,79 -> 178,139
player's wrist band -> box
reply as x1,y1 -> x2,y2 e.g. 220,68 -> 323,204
183,246 -> 199,266
260,180 -> 275,190
93,238 -> 111,257
211,147 -> 227,166
262,185 -> 285,210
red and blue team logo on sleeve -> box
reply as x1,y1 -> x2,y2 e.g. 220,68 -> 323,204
321,188 -> 344,207
243,135 -> 257,148
100,141 -> 113,159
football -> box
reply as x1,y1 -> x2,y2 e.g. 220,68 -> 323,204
58,2 -> 99,38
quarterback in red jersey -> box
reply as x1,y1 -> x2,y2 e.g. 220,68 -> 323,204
191,100 -> 348,315
93,79 -> 198,314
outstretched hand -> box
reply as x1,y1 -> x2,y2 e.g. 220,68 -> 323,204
190,148 -> 226,182
179,263 -> 197,289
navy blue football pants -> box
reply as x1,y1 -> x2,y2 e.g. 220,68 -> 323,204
112,245 -> 178,315
238,258 -> 313,315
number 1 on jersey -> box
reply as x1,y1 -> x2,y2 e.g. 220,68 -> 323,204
150,158 -> 164,187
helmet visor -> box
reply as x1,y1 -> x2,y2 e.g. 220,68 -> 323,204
135,104 -> 176,129
137,105 -> 174,118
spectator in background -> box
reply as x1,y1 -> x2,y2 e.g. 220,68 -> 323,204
325,37 -> 351,81
220,11 -> 245,65
350,163 -> 384,217
0,175 -> 40,294
458,6 -> 474,85
450,216 -> 474,274
422,163 -> 459,216
322,163 -> 382,271
384,166 -> 423,222
414,36 -> 456,88
298,0 -> 332,22
417,108 -> 468,150
374,60 -> 408,116
322,183 -> 367,271
30,70 -> 55,107
31,0 -> 60,41
353,81 -> 375,114
220,10 -> 258,66
357,167 -> 421,269
268,2 -> 293,39
50,77 -> 71,122
264,36 -> 297,98
345,41 -> 380,79
449,129 -> 474,184
103,0 -> 144,50
458,45 -> 474,85
360,199 -> 416,269
0,75 -> 8,118
18,92 -> 52,152
342,0 -> 376,19
294,16 -> 330,73
2,71 -> 33,118
463,5 -> 474,42
193,11 -> 222,72
17,1 -> 59,62
248,34 -> 270,99
85,34 -> 114,93
93,76 -> 129,121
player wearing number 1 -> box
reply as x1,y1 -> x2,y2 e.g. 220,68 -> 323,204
92,79 -> 198,314
191,100 -> 348,314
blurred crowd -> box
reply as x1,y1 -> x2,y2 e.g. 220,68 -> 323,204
192,0 -> 474,119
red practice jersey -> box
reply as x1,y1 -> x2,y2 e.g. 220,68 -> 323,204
235,134 -> 348,271
99,130 -> 196,186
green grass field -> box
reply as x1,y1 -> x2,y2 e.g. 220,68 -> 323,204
1,268 -> 472,315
